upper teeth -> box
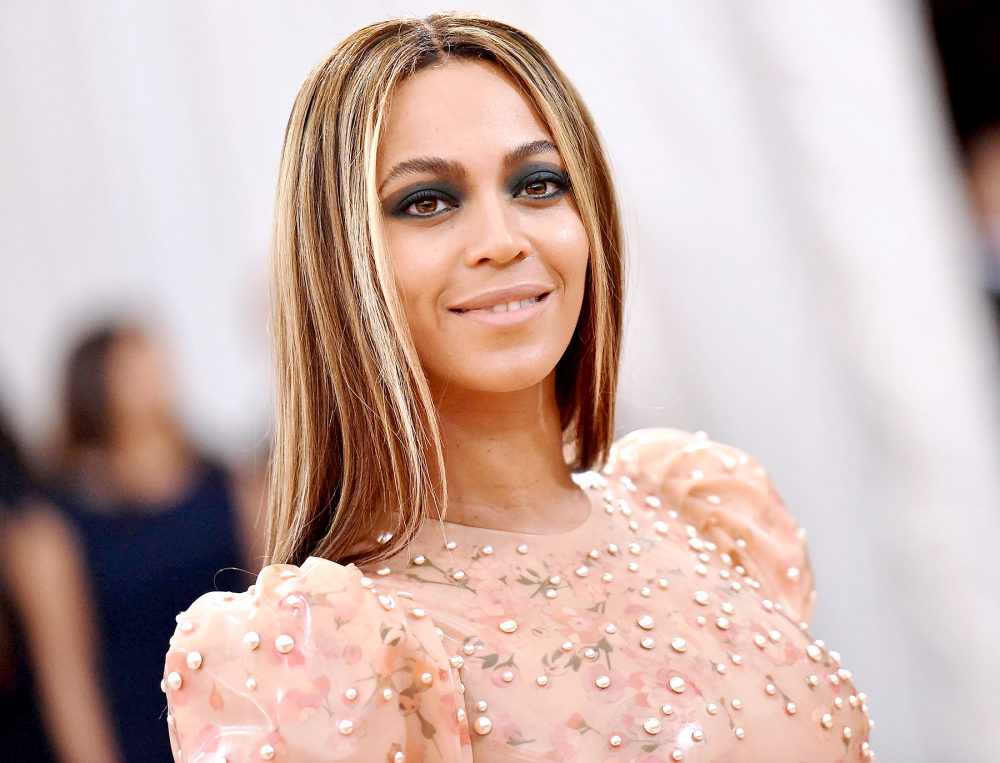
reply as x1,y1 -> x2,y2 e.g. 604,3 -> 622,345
489,298 -> 537,313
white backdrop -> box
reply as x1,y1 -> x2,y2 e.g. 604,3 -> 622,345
2,2 -> 1000,760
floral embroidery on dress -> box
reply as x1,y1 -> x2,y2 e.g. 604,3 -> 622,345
163,428 -> 874,762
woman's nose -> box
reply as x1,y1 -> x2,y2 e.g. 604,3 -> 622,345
461,193 -> 529,267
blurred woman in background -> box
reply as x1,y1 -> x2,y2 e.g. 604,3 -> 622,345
41,318 -> 264,761
0,397 -> 120,761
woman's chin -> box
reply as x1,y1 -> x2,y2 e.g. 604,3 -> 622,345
430,360 -> 559,397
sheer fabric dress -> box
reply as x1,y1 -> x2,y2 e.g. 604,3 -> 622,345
162,429 -> 874,762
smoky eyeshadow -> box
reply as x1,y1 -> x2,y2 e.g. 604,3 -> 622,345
507,162 -> 570,193
381,161 -> 571,218
383,181 -> 463,217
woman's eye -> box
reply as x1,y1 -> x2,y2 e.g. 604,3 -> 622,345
399,192 -> 454,218
516,173 -> 569,200
522,180 -> 554,196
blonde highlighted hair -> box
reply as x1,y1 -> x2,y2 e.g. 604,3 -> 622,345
265,12 -> 624,567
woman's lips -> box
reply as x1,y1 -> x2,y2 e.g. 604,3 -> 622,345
448,283 -> 554,312
451,293 -> 548,314
449,292 -> 551,326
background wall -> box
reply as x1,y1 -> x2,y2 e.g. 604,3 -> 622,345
2,1 -> 999,759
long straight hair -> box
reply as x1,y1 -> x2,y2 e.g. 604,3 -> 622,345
266,12 -> 624,567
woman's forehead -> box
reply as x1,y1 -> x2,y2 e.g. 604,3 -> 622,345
376,59 -> 556,181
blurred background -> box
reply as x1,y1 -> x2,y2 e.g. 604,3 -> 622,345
1,1 -> 998,760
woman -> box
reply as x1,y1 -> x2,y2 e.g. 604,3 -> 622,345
51,319 -> 262,761
163,13 -> 874,762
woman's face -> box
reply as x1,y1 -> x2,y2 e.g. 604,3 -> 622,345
376,59 -> 589,396
105,333 -> 175,426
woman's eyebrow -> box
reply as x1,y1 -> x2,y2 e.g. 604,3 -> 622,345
501,139 -> 560,172
377,139 -> 560,195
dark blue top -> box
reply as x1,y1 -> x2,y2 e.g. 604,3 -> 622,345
58,459 -> 252,762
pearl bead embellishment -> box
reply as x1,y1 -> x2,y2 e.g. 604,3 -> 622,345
161,451 -> 873,762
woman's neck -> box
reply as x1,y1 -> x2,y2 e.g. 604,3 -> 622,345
433,374 -> 587,534
88,424 -> 195,507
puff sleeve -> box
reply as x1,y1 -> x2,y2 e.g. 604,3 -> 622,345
162,557 -> 472,763
605,428 -> 816,624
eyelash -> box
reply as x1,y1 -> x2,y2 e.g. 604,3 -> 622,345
396,172 -> 571,219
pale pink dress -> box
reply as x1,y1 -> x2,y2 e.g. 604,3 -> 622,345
162,428 -> 875,762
